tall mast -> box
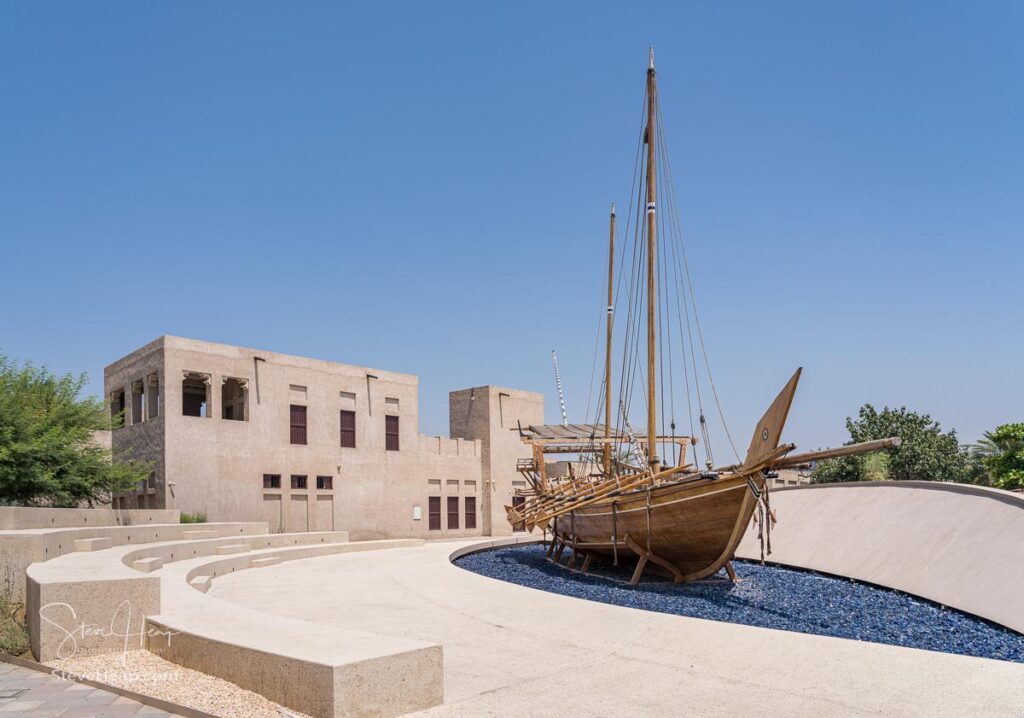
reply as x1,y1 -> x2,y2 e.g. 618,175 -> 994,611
645,47 -> 660,472
603,202 -> 615,476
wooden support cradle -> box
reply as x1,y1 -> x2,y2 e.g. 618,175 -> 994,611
624,533 -> 684,584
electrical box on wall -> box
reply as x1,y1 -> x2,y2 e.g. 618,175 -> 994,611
413,505 -> 422,521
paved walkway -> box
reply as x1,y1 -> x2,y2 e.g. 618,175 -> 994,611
0,661 -> 183,717
209,539 -> 1024,717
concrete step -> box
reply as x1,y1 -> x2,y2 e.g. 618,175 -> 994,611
249,556 -> 282,568
132,557 -> 165,573
189,576 -> 211,593
72,537 -> 113,552
182,529 -> 219,540
215,544 -> 250,555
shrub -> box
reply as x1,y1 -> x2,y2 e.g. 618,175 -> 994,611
0,593 -> 30,656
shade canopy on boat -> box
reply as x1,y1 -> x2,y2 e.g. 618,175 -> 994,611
520,423 -> 614,440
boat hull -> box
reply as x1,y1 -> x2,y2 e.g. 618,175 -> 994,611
551,472 -> 760,581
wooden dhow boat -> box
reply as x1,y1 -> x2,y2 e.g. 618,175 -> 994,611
506,50 -> 898,584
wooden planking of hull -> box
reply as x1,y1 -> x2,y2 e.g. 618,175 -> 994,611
553,472 -> 759,582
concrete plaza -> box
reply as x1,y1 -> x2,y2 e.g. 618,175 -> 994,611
210,539 -> 1024,717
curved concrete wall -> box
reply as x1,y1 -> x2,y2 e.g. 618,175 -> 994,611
0,507 -> 180,530
4,522 -> 265,603
735,482 -> 1024,633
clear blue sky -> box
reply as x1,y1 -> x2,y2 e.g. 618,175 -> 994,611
1,2 -> 1020,451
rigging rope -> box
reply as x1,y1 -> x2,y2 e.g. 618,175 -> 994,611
656,97 -> 741,463
585,70 -> 738,480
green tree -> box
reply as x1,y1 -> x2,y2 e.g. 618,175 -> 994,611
966,433 -> 1003,461
976,423 -> 1024,491
861,452 -> 890,482
0,354 -> 149,506
812,404 -> 983,484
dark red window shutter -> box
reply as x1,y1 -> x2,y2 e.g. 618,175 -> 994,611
447,496 -> 459,530
428,497 -> 441,531
512,495 -> 526,532
340,410 -> 356,448
290,405 -> 307,445
385,415 -> 399,451
465,496 -> 476,530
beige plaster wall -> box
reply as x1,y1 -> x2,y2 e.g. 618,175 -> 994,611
449,386 -> 544,537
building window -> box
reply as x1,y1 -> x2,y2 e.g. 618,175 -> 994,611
290,405 -> 307,445
146,373 -> 160,419
110,389 -> 126,428
291,475 -> 307,490
316,475 -> 333,490
465,496 -> 477,529
447,496 -> 459,530
131,380 -> 144,424
222,377 -> 248,421
385,415 -> 399,451
428,496 -> 441,531
340,410 -> 356,448
182,372 -> 211,417
512,495 -> 526,532
263,474 -> 281,489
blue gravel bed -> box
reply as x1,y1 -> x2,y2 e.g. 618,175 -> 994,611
455,544 -> 1024,663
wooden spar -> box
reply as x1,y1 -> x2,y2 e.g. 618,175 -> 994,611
523,471 -> 660,529
518,439 -> 796,530
772,437 -> 902,468
645,46 -> 660,474
603,202 -> 615,477
523,434 -> 697,447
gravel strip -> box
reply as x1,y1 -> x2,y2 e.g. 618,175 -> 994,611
48,650 -> 311,718
456,543 -> 1024,663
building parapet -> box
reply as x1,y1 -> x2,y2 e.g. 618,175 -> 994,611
416,435 -> 480,458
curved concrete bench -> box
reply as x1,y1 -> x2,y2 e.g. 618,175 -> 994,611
736,481 -> 1024,633
2,522 -> 266,602
27,532 -> 444,717
27,529 -> 343,661
121,531 -> 349,573
147,539 -> 442,718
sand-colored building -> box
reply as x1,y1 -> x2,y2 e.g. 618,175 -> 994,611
768,466 -> 814,489
105,336 -> 543,540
